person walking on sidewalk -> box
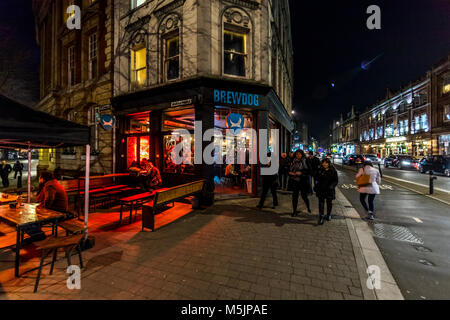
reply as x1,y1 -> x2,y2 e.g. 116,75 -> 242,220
289,150 -> 311,216
0,160 -> 12,188
307,152 -> 321,194
314,158 -> 338,225
356,160 -> 381,220
257,152 -> 279,209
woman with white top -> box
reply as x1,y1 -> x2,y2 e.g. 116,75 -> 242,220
356,161 -> 381,220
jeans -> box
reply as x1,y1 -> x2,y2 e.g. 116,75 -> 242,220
360,193 -> 376,213
258,181 -> 278,207
318,197 -> 333,217
292,179 -> 310,213
279,172 -> 289,189
1,175 -> 9,188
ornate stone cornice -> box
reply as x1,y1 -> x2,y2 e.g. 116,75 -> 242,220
125,15 -> 151,33
154,0 -> 186,19
222,0 -> 259,10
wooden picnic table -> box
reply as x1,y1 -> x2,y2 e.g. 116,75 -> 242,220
0,203 -> 66,277
0,193 -> 18,205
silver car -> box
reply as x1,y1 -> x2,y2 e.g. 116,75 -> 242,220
363,154 -> 381,164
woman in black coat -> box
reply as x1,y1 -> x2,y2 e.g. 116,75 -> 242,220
314,158 -> 338,225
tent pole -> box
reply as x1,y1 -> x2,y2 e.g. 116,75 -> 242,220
84,144 -> 90,239
27,143 -> 31,203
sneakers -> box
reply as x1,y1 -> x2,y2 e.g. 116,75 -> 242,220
326,215 -> 332,221
368,211 -> 375,220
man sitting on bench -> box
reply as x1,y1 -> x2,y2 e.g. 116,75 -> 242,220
145,162 -> 162,191
23,171 -> 70,242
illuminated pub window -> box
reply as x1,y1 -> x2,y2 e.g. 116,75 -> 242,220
442,73 -> 450,95
214,108 -> 254,192
125,112 -> 150,168
224,30 -> 247,77
131,46 -> 147,87
162,108 -> 195,174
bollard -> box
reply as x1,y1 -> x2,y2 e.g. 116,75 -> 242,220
378,163 -> 383,178
429,171 -> 437,195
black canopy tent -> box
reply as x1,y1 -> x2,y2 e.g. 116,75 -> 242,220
0,94 -> 92,236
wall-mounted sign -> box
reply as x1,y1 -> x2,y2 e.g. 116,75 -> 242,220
386,136 -> 407,143
171,99 -> 192,108
100,114 -> 115,131
226,113 -> 245,135
214,90 -> 259,107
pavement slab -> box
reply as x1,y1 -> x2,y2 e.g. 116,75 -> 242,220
0,189 -> 395,300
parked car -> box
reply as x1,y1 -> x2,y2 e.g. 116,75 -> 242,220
343,154 -> 365,165
363,154 -> 381,164
419,155 -> 450,177
395,155 -> 419,170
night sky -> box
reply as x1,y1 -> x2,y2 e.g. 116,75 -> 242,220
289,0 -> 450,141
1,1 -> 449,143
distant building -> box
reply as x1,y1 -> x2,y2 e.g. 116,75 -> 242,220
32,0 -> 114,176
292,120 -> 308,151
330,106 -> 359,156
430,54 -> 450,155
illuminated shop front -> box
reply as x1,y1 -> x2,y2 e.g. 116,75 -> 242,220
439,134 -> 450,155
112,78 -> 293,202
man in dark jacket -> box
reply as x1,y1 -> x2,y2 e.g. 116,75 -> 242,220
278,153 -> 290,190
306,152 -> 321,194
257,153 -> 279,209
0,160 -> 12,188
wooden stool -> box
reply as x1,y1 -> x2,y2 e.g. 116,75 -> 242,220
34,234 -> 84,293
59,220 -> 86,236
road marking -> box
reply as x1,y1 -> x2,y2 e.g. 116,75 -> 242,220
412,217 -> 423,223
382,174 -> 450,195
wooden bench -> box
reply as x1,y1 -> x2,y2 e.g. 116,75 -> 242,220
118,188 -> 169,225
142,180 -> 205,231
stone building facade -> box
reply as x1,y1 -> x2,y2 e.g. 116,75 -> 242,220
110,0 -> 294,197
32,0 -> 114,176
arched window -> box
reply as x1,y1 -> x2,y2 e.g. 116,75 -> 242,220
222,7 -> 252,78
159,13 -> 181,82
129,30 -> 148,89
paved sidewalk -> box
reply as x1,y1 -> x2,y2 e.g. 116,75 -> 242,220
1,192 -> 368,300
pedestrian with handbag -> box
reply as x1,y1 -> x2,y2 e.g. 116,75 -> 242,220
356,160 -> 381,220
289,150 -> 311,216
314,158 -> 338,225
257,152 -> 279,209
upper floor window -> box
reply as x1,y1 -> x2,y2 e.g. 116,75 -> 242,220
130,46 -> 147,88
88,33 -> 98,80
68,46 -> 76,86
224,30 -> 247,77
443,73 -> 450,95
444,105 -> 450,122
131,0 -> 146,10
164,35 -> 180,81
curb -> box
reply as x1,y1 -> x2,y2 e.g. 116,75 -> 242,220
335,188 -> 404,300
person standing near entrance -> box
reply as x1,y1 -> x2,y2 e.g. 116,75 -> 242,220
257,152 -> 279,209
314,158 -> 338,225
0,160 -> 12,188
278,152 -> 290,190
306,152 -> 320,194
356,161 -> 381,220
289,150 -> 311,216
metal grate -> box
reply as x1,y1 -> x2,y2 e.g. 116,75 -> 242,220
374,223 -> 424,244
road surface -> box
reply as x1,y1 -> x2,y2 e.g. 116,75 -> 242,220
336,167 -> 450,300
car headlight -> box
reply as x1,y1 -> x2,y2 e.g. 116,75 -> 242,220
402,161 -> 411,165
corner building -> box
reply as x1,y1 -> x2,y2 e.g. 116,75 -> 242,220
111,0 -> 294,201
